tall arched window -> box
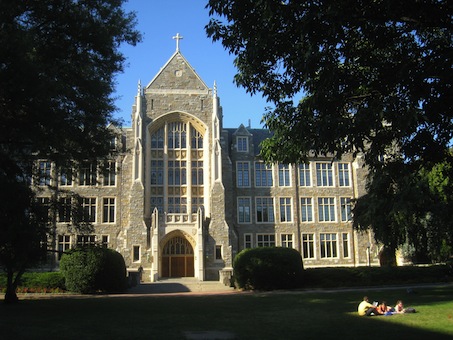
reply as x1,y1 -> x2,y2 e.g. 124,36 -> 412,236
150,120 -> 204,216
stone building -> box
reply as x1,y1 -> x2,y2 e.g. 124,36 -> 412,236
38,41 -> 379,284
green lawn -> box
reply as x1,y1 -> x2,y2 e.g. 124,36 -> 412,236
1,286 -> 452,339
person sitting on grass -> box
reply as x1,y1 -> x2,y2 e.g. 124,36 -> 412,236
358,296 -> 379,316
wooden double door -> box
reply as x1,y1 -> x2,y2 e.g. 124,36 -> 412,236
161,236 -> 194,278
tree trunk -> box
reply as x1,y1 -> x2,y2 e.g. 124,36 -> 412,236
4,270 -> 19,304
379,247 -> 397,267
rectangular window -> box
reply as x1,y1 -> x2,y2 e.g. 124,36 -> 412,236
101,235 -> 109,248
255,162 -> 273,187
191,161 -> 203,185
79,161 -> 97,186
58,235 -> 71,259
102,198 -> 115,223
102,161 -> 116,186
236,162 -> 250,187
244,234 -> 253,249
59,167 -> 73,186
151,160 -> 164,185
191,197 -> 204,214
281,234 -> 293,248
299,163 -> 311,186
279,197 -> 292,222
215,245 -> 222,260
237,197 -> 251,223
36,197 -> 50,223
151,196 -> 164,213
316,163 -> 333,187
256,197 -> 274,223
318,197 -> 336,222
38,161 -> 51,186
338,163 -> 350,187
342,233 -> 350,258
81,197 -> 96,222
257,234 -> 275,247
168,161 -> 187,185
320,233 -> 337,258
340,197 -> 352,222
77,235 -> 96,247
167,196 -> 187,213
237,136 -> 248,152
278,164 -> 291,186
133,245 -> 140,262
302,233 -> 315,259
300,197 -> 313,222
58,197 -> 72,223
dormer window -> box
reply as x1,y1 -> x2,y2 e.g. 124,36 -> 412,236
237,136 -> 248,152
109,137 -> 117,150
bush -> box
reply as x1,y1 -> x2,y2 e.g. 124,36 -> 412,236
233,247 -> 304,290
20,272 -> 66,291
303,265 -> 453,288
0,272 -> 66,293
60,247 -> 127,294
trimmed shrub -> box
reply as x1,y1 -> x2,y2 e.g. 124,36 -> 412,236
303,265 -> 453,288
233,247 -> 304,290
0,272 -> 66,293
60,247 -> 127,294
20,272 -> 66,291
96,248 -> 129,292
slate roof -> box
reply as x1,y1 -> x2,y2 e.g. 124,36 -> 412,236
224,127 -> 273,157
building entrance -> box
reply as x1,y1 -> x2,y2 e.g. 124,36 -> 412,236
161,236 -> 194,277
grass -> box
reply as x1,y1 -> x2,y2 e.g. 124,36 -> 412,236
1,285 -> 452,339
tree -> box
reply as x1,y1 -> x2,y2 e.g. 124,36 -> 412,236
0,170 -> 48,303
354,158 -> 453,263
206,0 -> 452,251
0,0 -> 141,303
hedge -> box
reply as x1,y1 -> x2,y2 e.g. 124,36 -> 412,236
59,246 -> 127,294
233,247 -> 304,290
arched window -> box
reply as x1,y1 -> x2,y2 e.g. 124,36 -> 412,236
163,236 -> 193,255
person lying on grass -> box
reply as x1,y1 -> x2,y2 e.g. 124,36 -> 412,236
376,301 -> 393,315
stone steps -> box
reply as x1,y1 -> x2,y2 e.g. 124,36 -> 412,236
128,278 -> 234,294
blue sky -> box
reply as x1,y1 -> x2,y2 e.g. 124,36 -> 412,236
114,0 -> 269,128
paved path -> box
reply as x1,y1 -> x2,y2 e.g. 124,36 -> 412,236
12,281 -> 453,300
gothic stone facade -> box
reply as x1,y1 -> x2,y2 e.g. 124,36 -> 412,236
41,50 -> 379,283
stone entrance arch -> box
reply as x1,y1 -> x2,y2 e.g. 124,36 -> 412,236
161,234 -> 195,278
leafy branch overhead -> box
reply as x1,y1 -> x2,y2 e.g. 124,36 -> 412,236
206,0 -> 452,169
206,0 -> 453,257
0,0 -> 141,304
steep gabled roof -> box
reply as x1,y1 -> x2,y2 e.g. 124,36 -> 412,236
145,51 -> 209,92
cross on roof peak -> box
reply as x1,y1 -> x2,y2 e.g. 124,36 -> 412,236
172,33 -> 183,52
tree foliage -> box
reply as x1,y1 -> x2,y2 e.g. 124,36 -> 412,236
206,0 -> 452,168
354,158 -> 453,262
0,0 -> 141,303
206,0 -> 453,253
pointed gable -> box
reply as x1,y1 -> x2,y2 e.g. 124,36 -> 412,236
232,124 -> 253,137
226,125 -> 272,156
146,51 -> 209,93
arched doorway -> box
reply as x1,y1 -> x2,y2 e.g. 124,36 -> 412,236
161,236 -> 194,277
